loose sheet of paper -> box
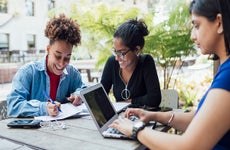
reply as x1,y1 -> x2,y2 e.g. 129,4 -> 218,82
34,103 -> 86,121
112,102 -> 130,112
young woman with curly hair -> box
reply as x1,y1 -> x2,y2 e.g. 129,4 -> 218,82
7,14 -> 85,117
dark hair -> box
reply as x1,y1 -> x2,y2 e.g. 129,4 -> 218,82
113,18 -> 149,51
45,14 -> 81,47
190,0 -> 230,60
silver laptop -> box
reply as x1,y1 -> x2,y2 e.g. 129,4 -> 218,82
79,83 -> 136,139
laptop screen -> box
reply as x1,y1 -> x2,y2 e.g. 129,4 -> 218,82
83,86 -> 116,128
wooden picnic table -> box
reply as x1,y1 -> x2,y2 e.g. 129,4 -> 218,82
72,59 -> 102,83
0,116 -> 169,150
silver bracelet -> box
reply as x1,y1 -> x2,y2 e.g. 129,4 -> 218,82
167,112 -> 174,126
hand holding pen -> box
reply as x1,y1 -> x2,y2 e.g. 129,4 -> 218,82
44,91 -> 62,116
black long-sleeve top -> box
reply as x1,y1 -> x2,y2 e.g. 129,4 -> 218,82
101,54 -> 161,107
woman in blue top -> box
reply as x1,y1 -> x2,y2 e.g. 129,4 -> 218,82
109,0 -> 230,149
7,14 -> 84,117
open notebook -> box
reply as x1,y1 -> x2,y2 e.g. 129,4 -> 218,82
34,103 -> 88,121
34,97 -> 129,122
79,83 -> 136,139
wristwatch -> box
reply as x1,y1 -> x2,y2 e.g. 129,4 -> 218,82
132,121 -> 146,140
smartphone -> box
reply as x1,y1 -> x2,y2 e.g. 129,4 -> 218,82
7,119 -> 42,128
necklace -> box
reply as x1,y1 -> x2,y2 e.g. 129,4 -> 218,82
119,69 -> 131,100
118,56 -> 139,100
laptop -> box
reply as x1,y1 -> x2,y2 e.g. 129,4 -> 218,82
79,83 -> 136,139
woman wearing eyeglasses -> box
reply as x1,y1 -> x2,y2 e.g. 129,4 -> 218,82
101,18 -> 161,109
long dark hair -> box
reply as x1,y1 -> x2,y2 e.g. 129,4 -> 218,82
190,0 -> 230,60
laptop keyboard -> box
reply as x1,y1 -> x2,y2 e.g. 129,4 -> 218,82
107,128 -> 122,134
107,116 -> 139,135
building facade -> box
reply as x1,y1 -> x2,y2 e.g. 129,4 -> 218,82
0,0 -> 54,52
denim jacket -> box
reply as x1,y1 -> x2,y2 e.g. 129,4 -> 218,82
7,57 -> 85,117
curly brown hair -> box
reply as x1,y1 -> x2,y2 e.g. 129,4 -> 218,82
45,14 -> 81,47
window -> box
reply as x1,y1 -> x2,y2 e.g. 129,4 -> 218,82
0,0 -> 7,13
48,0 -> 55,11
25,0 -> 34,16
0,33 -> 9,50
27,34 -> 36,49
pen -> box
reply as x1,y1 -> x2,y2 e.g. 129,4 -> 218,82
43,91 -> 62,112
152,121 -> 157,129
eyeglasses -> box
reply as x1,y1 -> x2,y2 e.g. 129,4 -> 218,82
111,48 -> 131,59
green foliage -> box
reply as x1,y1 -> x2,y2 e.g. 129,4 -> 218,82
145,1 -> 196,89
178,85 -> 196,108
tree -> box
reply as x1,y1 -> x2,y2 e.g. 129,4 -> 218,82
145,1 -> 196,89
